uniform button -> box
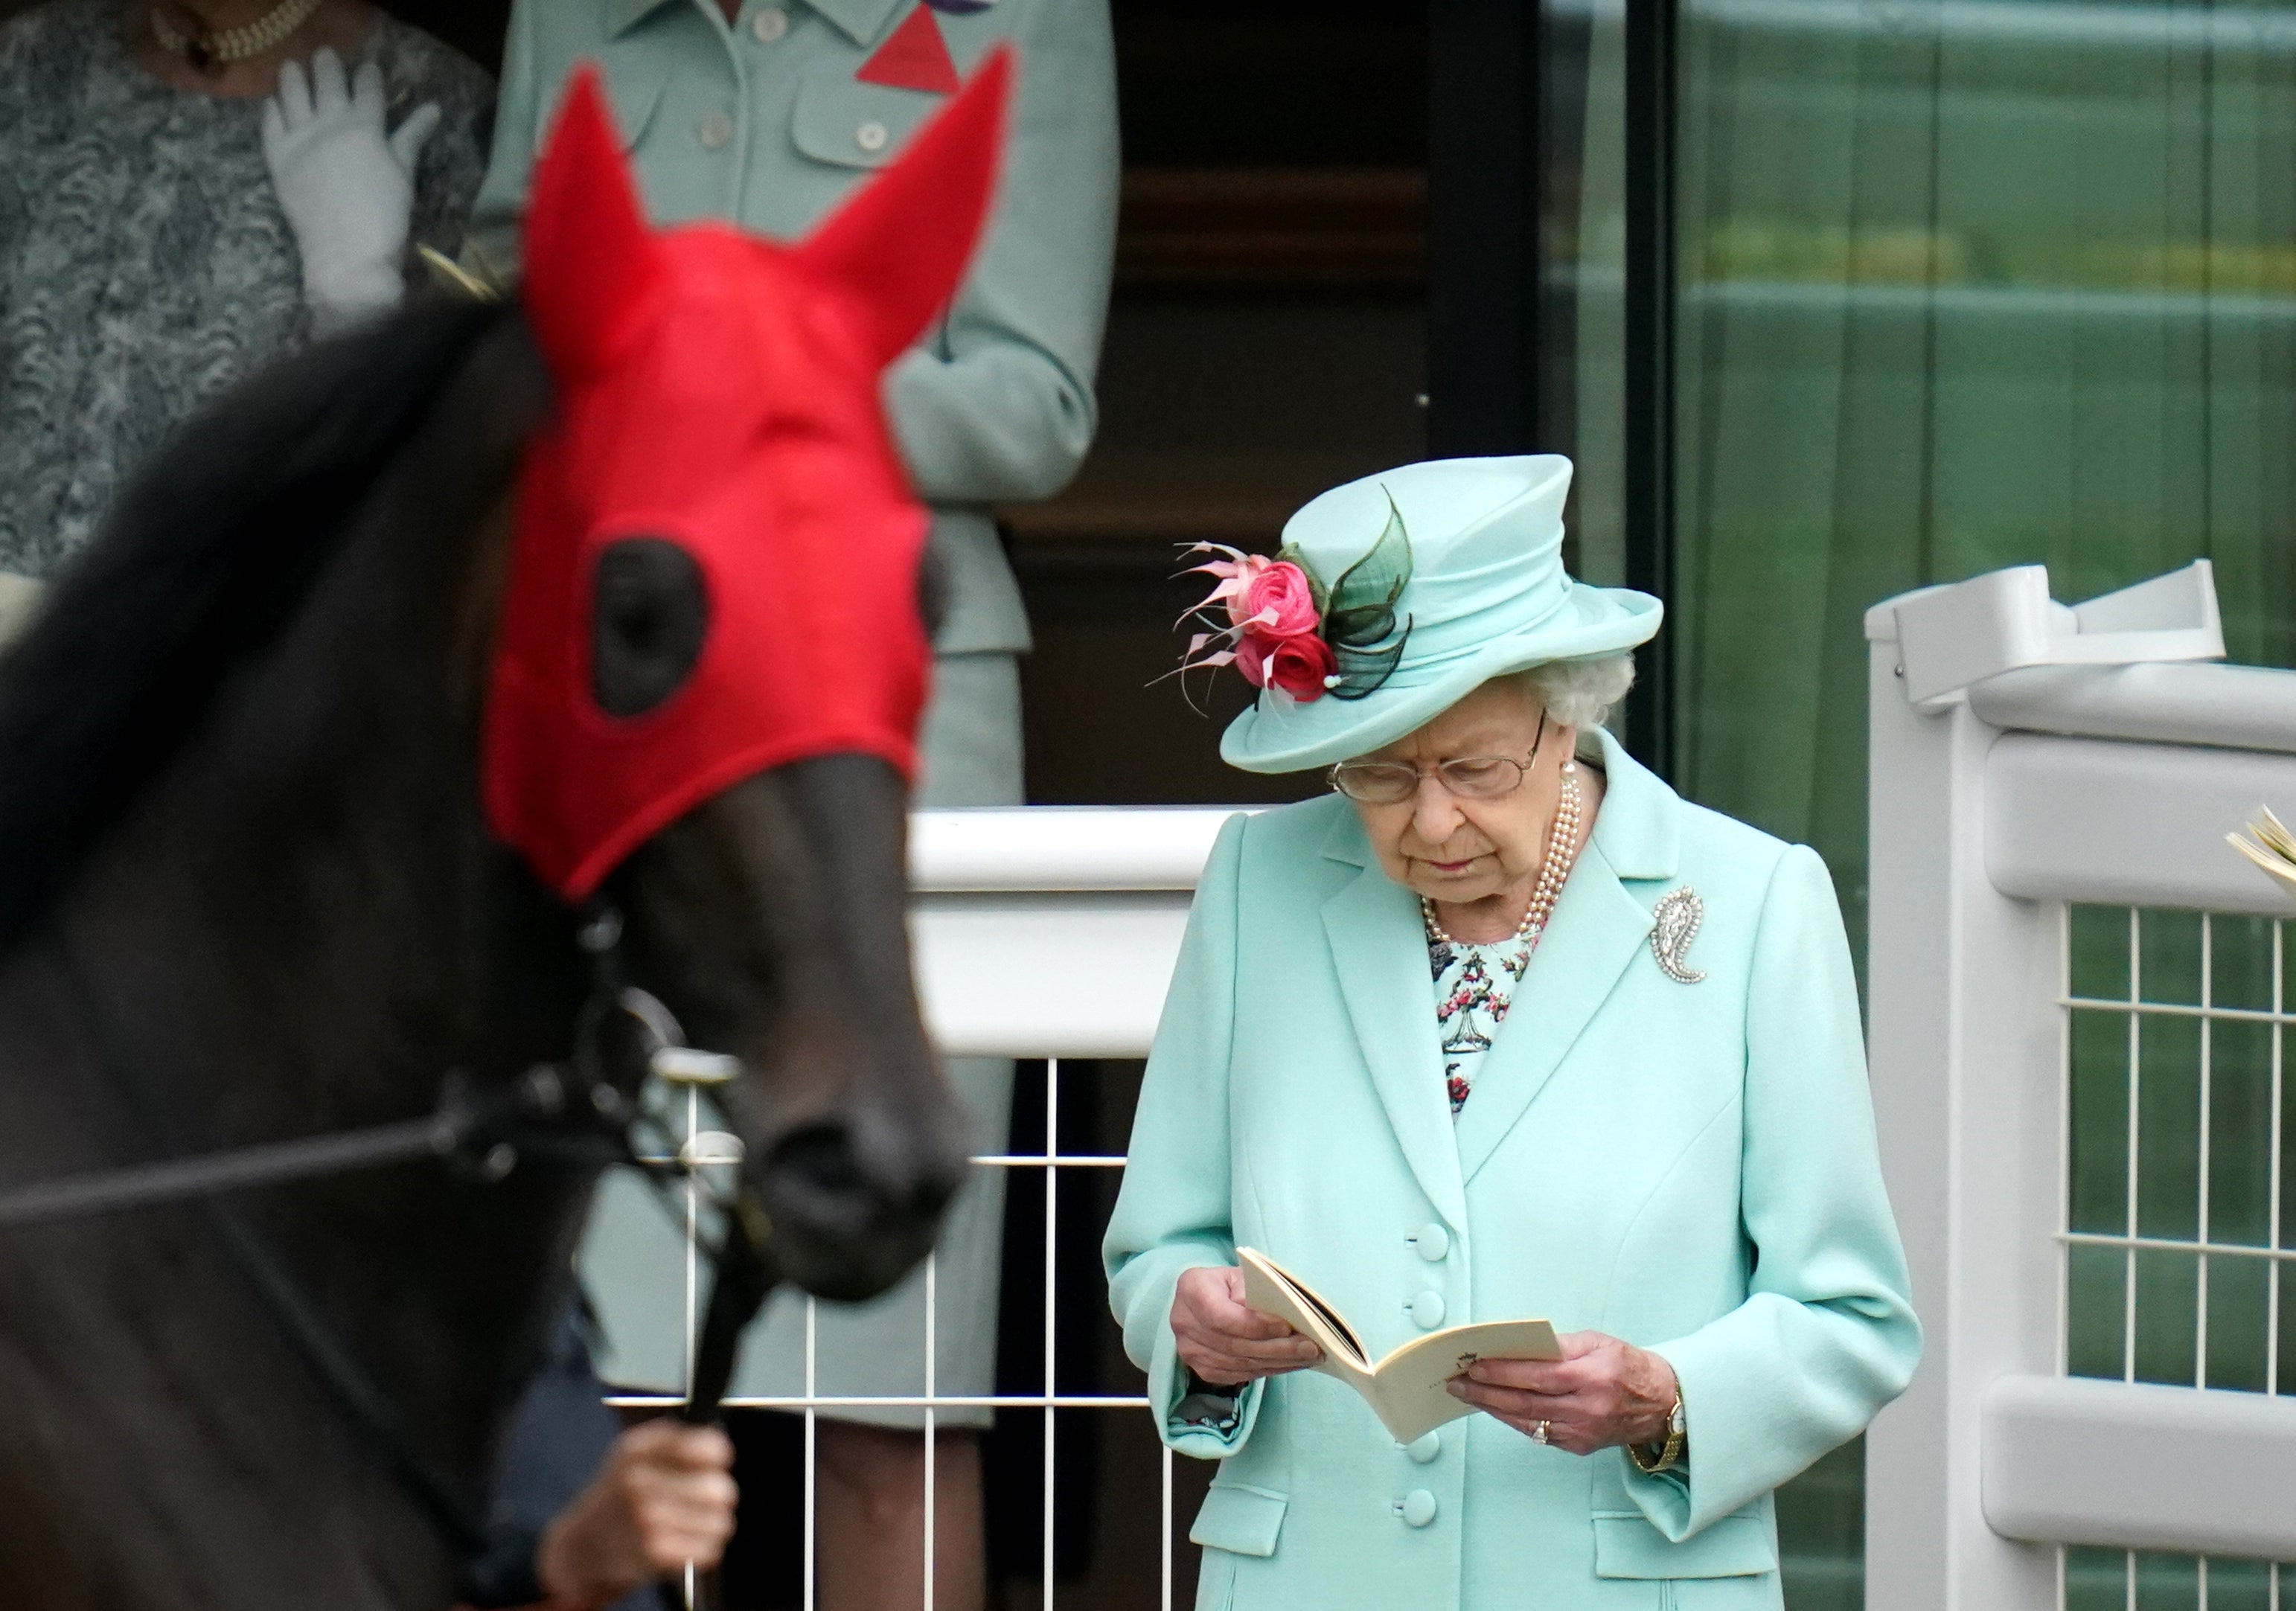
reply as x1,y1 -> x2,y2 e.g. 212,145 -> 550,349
1409,1290 -> 1446,1329
697,112 -> 735,150
1401,1488 -> 1438,1528
750,5 -> 790,41
1413,1223 -> 1451,1261
855,120 -> 889,153
1404,1430 -> 1442,1464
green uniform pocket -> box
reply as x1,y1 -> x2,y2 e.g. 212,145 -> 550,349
791,72 -> 943,170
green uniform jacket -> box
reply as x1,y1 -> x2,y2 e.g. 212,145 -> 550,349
1104,731 -> 1921,1610
466,0 -> 1119,656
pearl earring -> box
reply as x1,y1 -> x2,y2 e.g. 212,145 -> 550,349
1562,759 -> 1578,775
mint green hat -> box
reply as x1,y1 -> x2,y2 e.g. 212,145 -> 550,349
1219,455 -> 1663,775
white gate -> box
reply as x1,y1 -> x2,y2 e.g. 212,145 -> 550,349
1867,561 -> 2296,1610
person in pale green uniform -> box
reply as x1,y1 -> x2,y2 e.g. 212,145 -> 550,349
1104,457 -> 1921,1610
464,2 -> 1116,1605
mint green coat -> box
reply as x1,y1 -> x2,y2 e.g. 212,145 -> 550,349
1103,732 -> 1921,1610
465,0 -> 1119,658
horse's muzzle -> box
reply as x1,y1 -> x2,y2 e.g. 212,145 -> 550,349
754,1108 -> 968,1302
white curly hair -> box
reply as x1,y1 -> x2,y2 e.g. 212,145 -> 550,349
1508,653 -> 1637,731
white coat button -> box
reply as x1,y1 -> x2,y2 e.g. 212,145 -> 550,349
1413,1223 -> 1451,1261
698,112 -> 735,150
751,6 -> 790,42
855,120 -> 889,153
1409,1290 -> 1446,1329
1405,1430 -> 1442,1464
1401,1488 -> 1438,1527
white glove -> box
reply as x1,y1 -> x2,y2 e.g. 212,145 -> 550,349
260,48 -> 442,337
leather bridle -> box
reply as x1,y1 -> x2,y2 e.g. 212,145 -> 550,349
0,900 -> 780,1564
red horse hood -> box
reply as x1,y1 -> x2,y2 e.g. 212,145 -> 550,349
484,54 -> 1011,900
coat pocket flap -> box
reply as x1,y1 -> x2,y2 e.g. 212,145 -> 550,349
575,48 -> 665,153
792,71 -> 944,170
1189,1482 -> 1288,1559
1593,1513 -> 1777,1580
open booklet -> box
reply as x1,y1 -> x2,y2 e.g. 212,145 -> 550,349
1238,1246 -> 1561,1444
2231,807 -> 2296,898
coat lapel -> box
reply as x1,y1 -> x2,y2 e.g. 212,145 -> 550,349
1451,733 -> 1683,1184
1320,825 -> 1469,1232
1449,842 -> 1654,1182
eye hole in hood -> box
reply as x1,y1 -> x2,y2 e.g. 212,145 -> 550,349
592,536 -> 709,719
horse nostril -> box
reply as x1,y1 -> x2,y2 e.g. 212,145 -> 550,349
761,1121 -> 955,1234
771,1124 -> 877,1239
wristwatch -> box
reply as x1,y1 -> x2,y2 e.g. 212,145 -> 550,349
1629,1390 -> 1687,1476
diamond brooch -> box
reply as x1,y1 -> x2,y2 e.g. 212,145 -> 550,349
1650,887 -> 1707,984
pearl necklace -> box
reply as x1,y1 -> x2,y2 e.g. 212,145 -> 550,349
151,0 -> 324,72
1422,766 -> 1584,947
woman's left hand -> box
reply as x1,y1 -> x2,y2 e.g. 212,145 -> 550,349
1446,1330 -> 1678,1456
260,48 -> 439,335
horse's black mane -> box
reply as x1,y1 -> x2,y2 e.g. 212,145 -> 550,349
0,295 -> 539,955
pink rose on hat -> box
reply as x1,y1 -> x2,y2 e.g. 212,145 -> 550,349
1178,544 -> 1340,702
1238,559 -> 1319,641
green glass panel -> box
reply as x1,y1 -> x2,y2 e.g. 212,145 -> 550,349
2207,1255 -> 2273,1394
2073,1008 -> 2135,1234
2065,1547 -> 2129,1611
1776,1437 -> 1862,1611
2068,1243 -> 2129,1381
2140,1012 -> 2204,1242
2072,906 -> 2133,1003
2213,1018 -> 2277,1247
2133,1249 -> 2200,1386
2207,1556 -> 2275,1611
2134,1552 -> 2200,1611
2279,1262 -> 2295,1397
2212,917 -> 2280,1013
2283,1052 -> 2296,1265
1650,0 -> 2296,1578
2141,912 -> 2206,1008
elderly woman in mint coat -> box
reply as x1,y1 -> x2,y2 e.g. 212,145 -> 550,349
1104,456 -> 1921,1610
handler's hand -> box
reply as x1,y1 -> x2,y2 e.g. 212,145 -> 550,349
1446,1331 -> 1678,1457
535,1419 -> 738,1608
1171,1265 -> 1323,1386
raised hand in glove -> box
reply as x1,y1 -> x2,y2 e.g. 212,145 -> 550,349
260,47 -> 441,337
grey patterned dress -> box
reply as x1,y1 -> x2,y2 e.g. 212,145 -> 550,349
0,1 -> 493,577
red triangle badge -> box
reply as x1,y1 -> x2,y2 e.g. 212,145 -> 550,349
857,5 -> 960,95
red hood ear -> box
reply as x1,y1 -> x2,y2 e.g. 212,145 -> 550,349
522,65 -> 661,384
794,45 -> 1014,371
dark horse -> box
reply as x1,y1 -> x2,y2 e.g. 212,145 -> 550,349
0,60 -> 1010,1610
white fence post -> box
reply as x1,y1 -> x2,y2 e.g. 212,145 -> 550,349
1864,606 -> 2064,1611
1864,560 -> 2268,1611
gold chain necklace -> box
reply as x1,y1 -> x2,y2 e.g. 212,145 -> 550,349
150,0 -> 324,73
1422,766 -> 1584,947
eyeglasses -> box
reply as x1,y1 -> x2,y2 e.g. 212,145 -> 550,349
1328,720 -> 1547,806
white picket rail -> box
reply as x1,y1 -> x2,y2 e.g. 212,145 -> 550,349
1866,561 -> 2296,1610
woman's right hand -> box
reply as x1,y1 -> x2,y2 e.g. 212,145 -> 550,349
1171,1265 -> 1323,1386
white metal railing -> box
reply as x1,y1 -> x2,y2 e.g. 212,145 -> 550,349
1866,561 -> 2296,1610
611,805 -> 1248,1608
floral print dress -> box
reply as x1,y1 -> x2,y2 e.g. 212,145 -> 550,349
1429,931 -> 1537,1115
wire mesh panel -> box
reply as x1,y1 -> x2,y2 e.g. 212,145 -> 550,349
615,1057 -> 1177,1611
2062,907 -> 2296,1610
